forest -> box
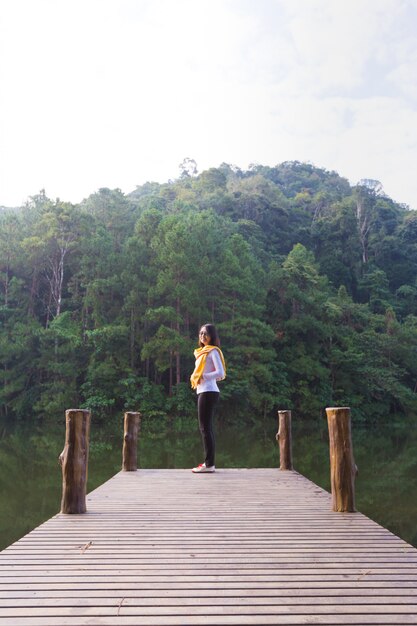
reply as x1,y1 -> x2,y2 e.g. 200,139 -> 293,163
1,160 -> 417,424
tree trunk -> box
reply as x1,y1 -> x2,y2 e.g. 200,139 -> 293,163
45,288 -> 52,328
54,247 -> 65,317
326,407 -> 357,512
28,271 -> 38,317
56,249 -> 64,317
81,304 -> 89,342
122,412 -> 141,471
356,197 -> 370,264
176,352 -> 181,385
176,298 -> 181,385
59,409 -> 91,514
169,351 -> 173,396
130,305 -> 135,369
276,410 -> 293,470
3,263 -> 9,307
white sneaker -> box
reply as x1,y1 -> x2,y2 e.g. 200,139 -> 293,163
192,463 -> 215,473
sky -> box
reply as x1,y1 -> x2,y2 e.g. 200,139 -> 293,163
0,0 -> 417,208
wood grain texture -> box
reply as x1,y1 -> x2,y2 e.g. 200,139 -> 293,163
276,410 -> 293,470
326,407 -> 357,512
122,412 -> 141,471
1,468 -> 416,625
59,409 -> 90,515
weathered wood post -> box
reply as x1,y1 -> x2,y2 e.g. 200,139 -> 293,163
276,410 -> 293,470
326,406 -> 357,512
122,411 -> 141,471
59,409 -> 91,514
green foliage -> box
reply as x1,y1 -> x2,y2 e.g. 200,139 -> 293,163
120,375 -> 168,418
1,162 -> 417,423
166,382 -> 195,417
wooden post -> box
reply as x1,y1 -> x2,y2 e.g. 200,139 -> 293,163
59,409 -> 91,514
276,410 -> 293,470
122,411 -> 141,471
326,406 -> 357,512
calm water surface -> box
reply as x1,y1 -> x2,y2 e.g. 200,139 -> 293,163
0,413 -> 416,551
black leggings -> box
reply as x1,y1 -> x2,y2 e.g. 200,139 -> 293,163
197,392 -> 219,467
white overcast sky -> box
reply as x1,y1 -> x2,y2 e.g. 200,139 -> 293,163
1,0 -> 417,208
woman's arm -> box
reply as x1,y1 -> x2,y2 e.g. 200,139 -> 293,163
202,349 -> 225,381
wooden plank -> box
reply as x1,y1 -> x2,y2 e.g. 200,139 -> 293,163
0,596 -> 417,607
0,468 -> 416,626
3,561 -> 417,572
1,604 -> 417,617
1,568 -> 417,586
1,615 -> 417,625
2,588 -> 416,599
3,554 -> 416,562
4,577 -> 416,593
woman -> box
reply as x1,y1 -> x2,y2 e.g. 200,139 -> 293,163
190,324 -> 226,473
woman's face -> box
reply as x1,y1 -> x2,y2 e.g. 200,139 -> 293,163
199,326 -> 211,346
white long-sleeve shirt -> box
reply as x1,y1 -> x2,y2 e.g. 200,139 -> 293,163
196,349 -> 225,395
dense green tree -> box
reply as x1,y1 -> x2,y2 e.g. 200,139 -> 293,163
267,244 -> 333,415
1,162 -> 416,423
21,201 -> 85,325
311,198 -> 362,294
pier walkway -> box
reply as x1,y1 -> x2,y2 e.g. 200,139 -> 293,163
0,468 -> 416,625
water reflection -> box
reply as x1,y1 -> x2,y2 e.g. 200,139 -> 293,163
0,414 -> 416,551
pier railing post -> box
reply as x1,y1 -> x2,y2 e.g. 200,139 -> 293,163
122,411 -> 141,471
326,406 -> 357,512
276,410 -> 293,470
59,409 -> 91,514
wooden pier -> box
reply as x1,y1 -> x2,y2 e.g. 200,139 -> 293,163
0,468 -> 416,625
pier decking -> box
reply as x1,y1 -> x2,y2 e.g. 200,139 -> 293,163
0,468 -> 416,625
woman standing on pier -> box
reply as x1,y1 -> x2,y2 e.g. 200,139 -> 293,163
190,324 -> 226,473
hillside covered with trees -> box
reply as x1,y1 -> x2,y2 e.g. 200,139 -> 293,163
1,161 -> 417,423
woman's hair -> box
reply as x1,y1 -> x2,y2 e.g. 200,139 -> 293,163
199,323 -> 221,348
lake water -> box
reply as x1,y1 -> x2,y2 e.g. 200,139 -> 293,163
1,413 -> 416,551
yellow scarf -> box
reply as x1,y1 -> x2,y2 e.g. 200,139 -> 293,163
190,345 -> 226,390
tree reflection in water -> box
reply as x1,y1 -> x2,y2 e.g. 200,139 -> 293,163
0,414 -> 416,550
